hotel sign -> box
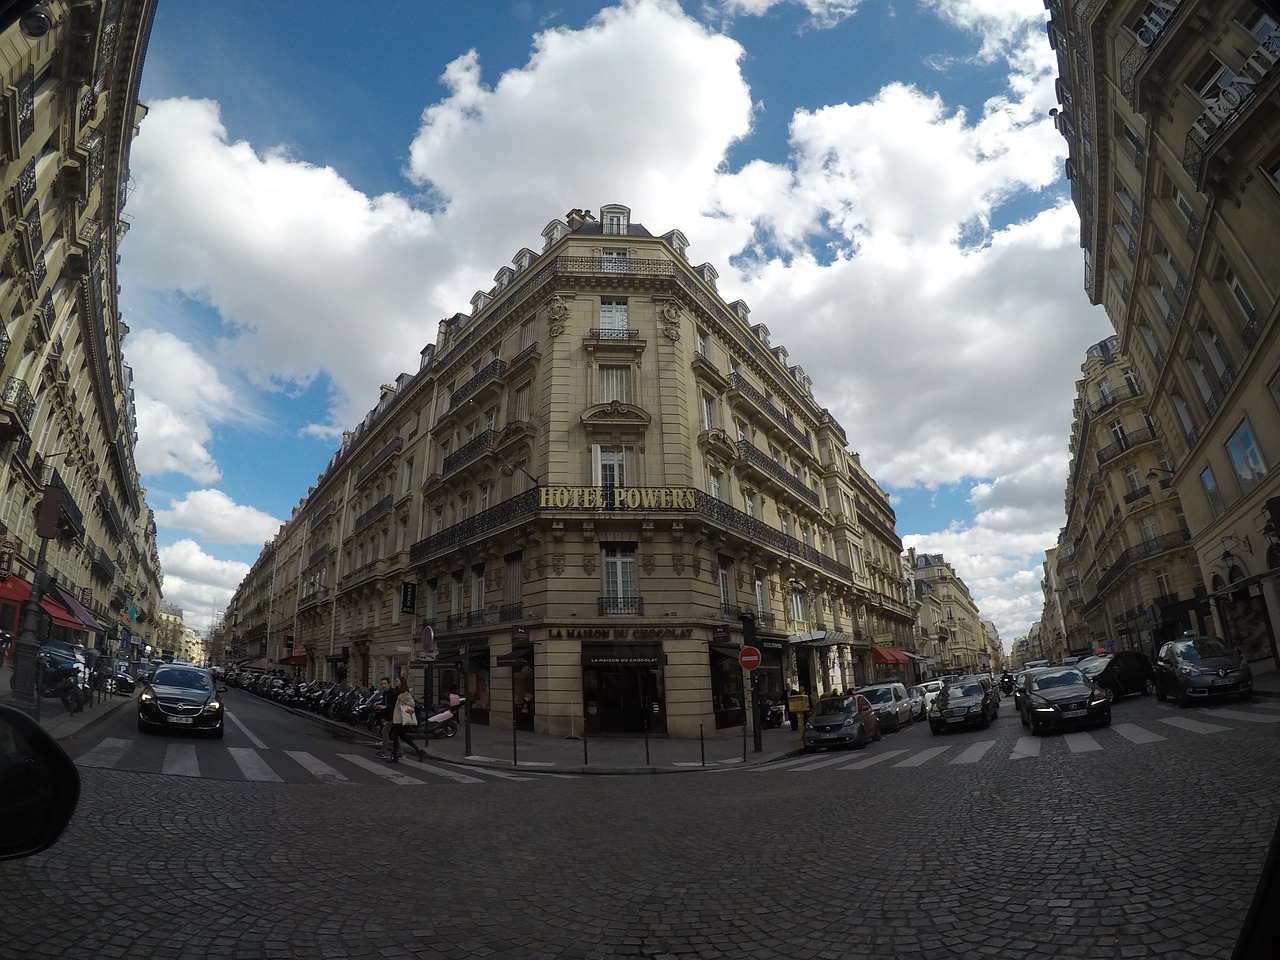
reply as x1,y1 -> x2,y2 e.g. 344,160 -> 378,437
1189,27 -> 1279,149
538,486 -> 697,510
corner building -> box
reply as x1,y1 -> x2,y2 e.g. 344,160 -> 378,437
231,204 -> 916,739
1049,1 -> 1280,669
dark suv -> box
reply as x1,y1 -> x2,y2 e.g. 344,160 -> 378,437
929,676 -> 999,733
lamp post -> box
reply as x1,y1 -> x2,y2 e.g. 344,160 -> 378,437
498,462 -> 540,488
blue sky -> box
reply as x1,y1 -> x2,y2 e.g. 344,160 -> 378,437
118,0 -> 1113,644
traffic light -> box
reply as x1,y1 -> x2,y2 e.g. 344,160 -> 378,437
35,486 -> 63,539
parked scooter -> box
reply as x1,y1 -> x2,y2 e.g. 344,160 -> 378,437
758,698 -> 785,729
7,649 -> 85,714
421,694 -> 464,739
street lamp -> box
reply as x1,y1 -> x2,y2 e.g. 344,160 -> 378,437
498,462 -> 540,487
1146,466 -> 1175,484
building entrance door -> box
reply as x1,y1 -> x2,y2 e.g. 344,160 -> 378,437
581,645 -> 665,736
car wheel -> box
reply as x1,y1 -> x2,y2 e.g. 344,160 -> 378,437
212,724 -> 224,740
137,717 -> 147,733
1177,685 -> 1192,709
1155,680 -> 1167,702
1100,710 -> 1111,727
930,725 -> 942,735
888,715 -> 900,733
1020,707 -> 1028,728
1143,678 -> 1155,697
872,723 -> 882,742
980,708 -> 991,729
1241,690 -> 1254,701
852,725 -> 867,750
802,745 -> 815,754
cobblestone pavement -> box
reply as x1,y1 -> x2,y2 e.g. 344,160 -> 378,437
2,690 -> 1277,959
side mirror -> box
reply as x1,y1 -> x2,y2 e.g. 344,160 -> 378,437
0,704 -> 81,861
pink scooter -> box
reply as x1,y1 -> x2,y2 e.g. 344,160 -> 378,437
423,693 -> 463,739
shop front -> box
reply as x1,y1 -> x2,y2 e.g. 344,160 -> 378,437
581,644 -> 666,736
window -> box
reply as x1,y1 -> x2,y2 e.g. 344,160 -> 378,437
602,545 -> 638,609
701,393 -> 717,430
1099,379 -> 1116,404
1190,57 -> 1234,104
1200,467 -> 1225,519
432,506 -> 444,534
1114,221 -> 1136,257
471,564 -> 485,613
602,248 -> 627,273
1153,567 -> 1172,598
780,512 -> 791,538
514,383 -> 531,421
1170,185 -> 1197,223
1224,268 -> 1258,324
595,446 -> 627,487
1115,184 -> 1139,222
451,572 -> 463,615
599,365 -> 633,403
1121,122 -> 1144,157
789,585 -> 806,623
717,556 -> 734,610
439,440 -> 450,472
1226,420 -> 1268,492
1123,465 -> 1142,493
708,468 -> 723,501
479,482 -> 491,512
599,298 -> 629,334
604,212 -> 625,235
1140,515 -> 1160,542
743,490 -> 758,518
1239,8 -> 1278,41
458,494 -> 471,521
520,320 -> 536,350
695,328 -> 709,359
754,571 -> 767,615
401,456 -> 414,494
1109,419 -> 1128,445
504,553 -> 522,603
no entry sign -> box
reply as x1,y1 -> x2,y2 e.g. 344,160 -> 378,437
738,645 -> 762,671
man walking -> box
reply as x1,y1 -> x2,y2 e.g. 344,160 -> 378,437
373,676 -> 395,759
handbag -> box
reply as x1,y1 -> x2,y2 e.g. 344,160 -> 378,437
400,700 -> 418,727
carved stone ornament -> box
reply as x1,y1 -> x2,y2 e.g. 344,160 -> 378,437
672,553 -> 685,576
552,554 -> 565,576
641,552 -> 655,576
548,295 -> 569,337
583,552 -> 597,576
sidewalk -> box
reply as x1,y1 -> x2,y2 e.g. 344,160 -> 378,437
0,661 -> 134,742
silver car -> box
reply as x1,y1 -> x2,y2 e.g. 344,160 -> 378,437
856,682 -> 914,733
1154,636 -> 1252,708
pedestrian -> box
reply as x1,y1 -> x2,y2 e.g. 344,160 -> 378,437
386,676 -> 425,764
373,676 -> 395,759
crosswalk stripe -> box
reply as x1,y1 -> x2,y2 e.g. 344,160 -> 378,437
284,750 -> 349,781
837,749 -> 908,770
1063,731 -> 1102,753
400,758 -> 484,784
76,737 -> 132,768
751,754 -> 831,772
1009,736 -> 1040,760
340,753 -> 432,785
162,744 -> 200,777
1159,716 -> 1229,734
1251,700 -> 1280,710
951,741 -> 996,764
791,753 -> 862,772
1111,723 -> 1165,744
895,746 -> 950,767
1208,709 -> 1280,724
228,747 -> 283,782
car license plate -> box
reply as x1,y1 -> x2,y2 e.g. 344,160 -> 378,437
1061,709 -> 1086,718
1212,678 -> 1232,685
818,732 -> 836,739
166,716 -> 193,724
947,717 -> 965,723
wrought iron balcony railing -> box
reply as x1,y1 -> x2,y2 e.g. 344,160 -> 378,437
599,595 -> 644,616
736,439 -> 820,507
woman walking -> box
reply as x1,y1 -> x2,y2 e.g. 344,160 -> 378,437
387,675 -> 426,763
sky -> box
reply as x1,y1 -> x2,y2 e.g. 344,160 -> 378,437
118,0 -> 1113,649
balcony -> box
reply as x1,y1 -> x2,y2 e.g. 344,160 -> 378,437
727,372 -> 812,453
355,437 -> 402,487
1096,425 -> 1158,466
442,428 -> 497,475
598,595 -> 644,616
498,602 -> 524,622
0,377 -> 36,440
1089,382 -> 1142,416
352,494 -> 393,534
449,358 -> 507,410
736,439 -> 821,508
583,327 -> 645,357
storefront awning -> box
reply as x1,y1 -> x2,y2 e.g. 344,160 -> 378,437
787,630 -> 864,648
53,585 -> 104,634
279,655 -> 307,666
0,575 -> 33,606
40,596 -> 83,631
872,647 -> 911,665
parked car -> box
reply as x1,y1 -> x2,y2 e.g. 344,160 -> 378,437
856,682 -> 913,733
1077,651 -> 1156,699
906,685 -> 928,722
916,679 -> 945,714
1017,666 -> 1111,735
137,665 -> 225,738
929,677 -> 999,733
1153,635 -> 1252,708
104,665 -> 135,695
802,694 -> 881,752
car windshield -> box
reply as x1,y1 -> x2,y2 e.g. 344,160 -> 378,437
949,682 -> 984,698
1030,668 -> 1084,690
152,669 -> 212,691
1077,656 -> 1110,678
861,688 -> 894,704
1173,638 -> 1231,660
814,698 -> 853,716
921,681 -> 943,693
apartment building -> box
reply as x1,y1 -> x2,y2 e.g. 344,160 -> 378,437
1049,0 -> 1280,668
0,1 -> 162,668
908,550 -> 986,674
227,204 -> 916,737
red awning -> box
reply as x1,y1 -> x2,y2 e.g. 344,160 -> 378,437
0,575 -> 33,606
41,596 -> 83,631
872,647 -> 909,665
279,655 -> 307,666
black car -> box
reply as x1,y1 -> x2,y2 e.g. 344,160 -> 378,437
1077,651 -> 1155,699
137,665 -> 225,738
1153,635 -> 1253,707
1017,666 -> 1111,735
802,695 -> 881,752
929,677 -> 999,733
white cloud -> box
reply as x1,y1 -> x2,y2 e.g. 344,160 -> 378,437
155,490 -> 283,546
123,0 -> 1105,644
156,539 -> 250,635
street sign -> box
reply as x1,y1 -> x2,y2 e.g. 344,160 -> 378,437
739,645 -> 762,671
0,537 -> 16,579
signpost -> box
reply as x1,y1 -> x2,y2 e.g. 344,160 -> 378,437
738,646 -> 761,671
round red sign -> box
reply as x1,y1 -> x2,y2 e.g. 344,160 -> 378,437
738,645 -> 762,671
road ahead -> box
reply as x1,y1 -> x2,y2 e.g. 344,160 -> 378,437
2,692 -> 1278,959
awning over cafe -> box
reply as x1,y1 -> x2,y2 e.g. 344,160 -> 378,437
787,630 -> 864,648
53,584 -> 104,635
872,647 -> 911,665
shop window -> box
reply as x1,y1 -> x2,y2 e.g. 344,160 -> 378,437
710,648 -> 745,730
1226,420 -> 1268,492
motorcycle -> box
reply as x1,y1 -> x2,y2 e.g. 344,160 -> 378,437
758,698 -> 785,729
999,673 -> 1015,697
8,650 -> 85,714
421,695 -> 464,739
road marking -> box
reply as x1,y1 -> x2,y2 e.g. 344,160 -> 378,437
341,752 -> 433,785
1009,737 -> 1040,760
229,747 -> 283,782
465,754 -> 556,767
837,749 -> 908,770
226,712 -> 268,749
283,750 -> 349,781
791,753 -> 862,772
1250,700 -> 1280,710
894,746 -> 950,767
162,744 -> 200,777
752,754 -> 834,772
951,741 -> 996,764
1209,709 -> 1280,724
1111,723 -> 1166,744
402,758 -> 485,784
76,737 -> 132,768
1063,731 -> 1103,753
1159,716 -> 1229,734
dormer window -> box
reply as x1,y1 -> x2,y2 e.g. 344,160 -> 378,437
696,263 -> 719,290
600,203 -> 631,235
542,220 -> 568,251
494,266 -> 514,290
